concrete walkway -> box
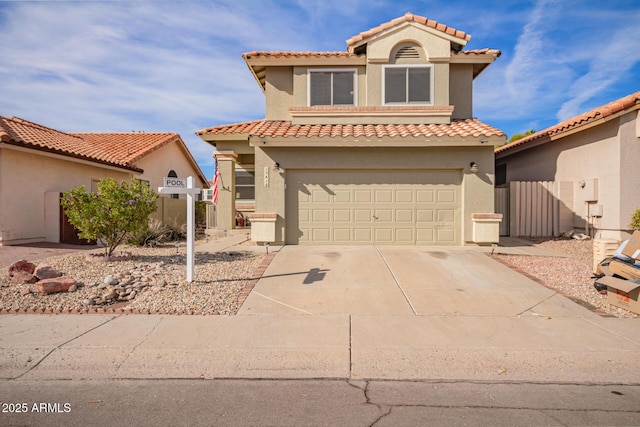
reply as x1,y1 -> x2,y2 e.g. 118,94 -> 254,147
1,235 -> 639,384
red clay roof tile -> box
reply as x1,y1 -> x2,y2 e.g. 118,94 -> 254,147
346,12 -> 471,47
495,91 -> 640,154
0,116 -> 180,172
242,51 -> 359,60
196,118 -> 504,140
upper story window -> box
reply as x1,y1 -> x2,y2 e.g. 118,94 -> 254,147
308,69 -> 356,106
383,64 -> 433,105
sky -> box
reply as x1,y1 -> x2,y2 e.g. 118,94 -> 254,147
1,0 -> 639,179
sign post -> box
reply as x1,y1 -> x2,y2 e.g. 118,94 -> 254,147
158,176 -> 202,282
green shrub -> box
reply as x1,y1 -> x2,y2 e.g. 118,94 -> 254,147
128,219 -> 170,247
61,178 -> 158,257
631,209 -> 640,230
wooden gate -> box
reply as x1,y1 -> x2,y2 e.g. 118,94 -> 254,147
59,193 -> 96,245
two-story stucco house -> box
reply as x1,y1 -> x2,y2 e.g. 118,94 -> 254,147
197,13 -> 505,245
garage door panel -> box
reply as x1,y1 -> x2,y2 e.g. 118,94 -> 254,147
395,228 -> 414,243
312,228 -> 331,242
374,229 -> 393,242
334,209 -> 351,222
354,190 -> 372,203
416,209 -> 434,223
416,190 -> 434,203
375,189 -> 393,203
375,209 -> 393,222
312,189 -> 331,203
333,229 -> 351,242
313,209 -> 331,222
395,209 -> 413,223
437,189 -> 456,203
334,190 -> 351,203
437,210 -> 455,223
396,190 -> 413,203
437,228 -> 456,243
286,170 -> 461,245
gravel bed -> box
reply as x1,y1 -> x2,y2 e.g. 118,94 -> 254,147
493,237 -> 639,318
1,244 -> 265,315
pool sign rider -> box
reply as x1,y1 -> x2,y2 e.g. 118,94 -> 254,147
158,176 -> 202,282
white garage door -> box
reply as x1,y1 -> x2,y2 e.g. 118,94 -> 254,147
285,170 -> 462,245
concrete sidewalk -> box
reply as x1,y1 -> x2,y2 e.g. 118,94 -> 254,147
1,313 -> 639,383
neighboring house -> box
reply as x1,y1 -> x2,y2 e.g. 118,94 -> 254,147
0,116 -> 209,246
495,91 -> 640,241
197,13 -> 505,245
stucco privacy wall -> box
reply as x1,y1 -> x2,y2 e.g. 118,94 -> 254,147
255,145 -> 495,244
495,116 -> 630,240
0,147 -> 131,245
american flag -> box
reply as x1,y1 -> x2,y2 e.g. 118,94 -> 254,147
212,156 -> 220,205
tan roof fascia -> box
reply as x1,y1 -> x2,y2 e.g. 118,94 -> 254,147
248,134 -> 504,148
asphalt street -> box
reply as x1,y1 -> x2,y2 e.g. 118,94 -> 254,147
1,379 -> 639,426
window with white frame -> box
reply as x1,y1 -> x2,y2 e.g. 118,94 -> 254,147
383,65 -> 433,105
235,168 -> 255,201
308,69 -> 356,106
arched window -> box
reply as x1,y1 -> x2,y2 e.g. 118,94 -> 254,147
167,170 -> 179,199
384,42 -> 432,105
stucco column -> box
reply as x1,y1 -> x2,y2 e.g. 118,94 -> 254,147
214,151 -> 237,231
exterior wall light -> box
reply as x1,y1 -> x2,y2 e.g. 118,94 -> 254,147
470,162 -> 479,173
274,162 -> 280,170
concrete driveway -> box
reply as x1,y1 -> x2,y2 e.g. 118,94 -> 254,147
238,246 -> 597,318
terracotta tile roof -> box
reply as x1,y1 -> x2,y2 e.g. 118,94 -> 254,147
242,51 -> 360,60
197,118 -> 504,140
454,48 -> 501,57
0,116 -> 178,172
495,91 -> 640,154
346,12 -> 471,48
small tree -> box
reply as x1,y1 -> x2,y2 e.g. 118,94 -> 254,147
508,129 -> 536,143
631,209 -> 640,230
61,178 -> 158,258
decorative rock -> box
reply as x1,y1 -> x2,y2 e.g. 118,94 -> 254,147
68,284 -> 77,292
35,276 -> 77,295
11,271 -> 37,284
8,260 -> 36,277
34,264 -> 63,280
102,290 -> 117,300
97,283 -> 108,289
83,298 -> 95,306
104,275 -> 118,286
20,287 -> 31,296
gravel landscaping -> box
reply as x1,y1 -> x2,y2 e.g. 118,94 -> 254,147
1,244 -> 266,315
2,237 -> 638,318
492,237 -> 639,318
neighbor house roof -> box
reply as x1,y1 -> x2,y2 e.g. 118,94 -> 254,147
197,118 -> 505,141
495,91 -> 640,155
346,12 -> 471,49
0,116 -> 208,184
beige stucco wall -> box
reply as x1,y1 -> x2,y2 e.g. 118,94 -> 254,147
0,147 -> 132,245
265,66 -> 294,120
135,140 -> 207,199
449,64 -> 473,119
496,113 -> 640,240
254,144 -> 495,244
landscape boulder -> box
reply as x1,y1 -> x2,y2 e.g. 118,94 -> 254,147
8,260 -> 36,277
35,276 -> 77,295
34,264 -> 63,280
11,271 -> 38,284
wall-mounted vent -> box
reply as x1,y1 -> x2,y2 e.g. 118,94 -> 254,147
395,46 -> 420,59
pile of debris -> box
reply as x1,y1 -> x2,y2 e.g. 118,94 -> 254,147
594,231 -> 640,315
7,260 -> 77,294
